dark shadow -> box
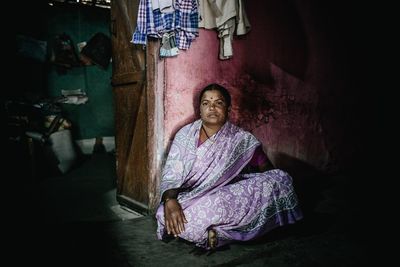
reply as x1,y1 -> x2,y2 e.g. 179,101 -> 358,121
245,151 -> 368,248
17,221 -> 131,267
274,152 -> 329,217
245,0 -> 308,81
247,152 -> 350,245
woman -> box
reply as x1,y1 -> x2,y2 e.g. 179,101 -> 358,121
155,84 -> 303,250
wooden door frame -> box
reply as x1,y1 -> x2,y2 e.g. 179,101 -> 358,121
115,40 -> 165,214
145,39 -> 165,213
112,0 -> 165,214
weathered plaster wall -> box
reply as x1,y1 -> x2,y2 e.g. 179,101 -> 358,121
163,29 -> 247,147
163,0 -> 362,173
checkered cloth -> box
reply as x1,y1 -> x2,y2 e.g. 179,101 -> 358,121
132,0 -> 199,50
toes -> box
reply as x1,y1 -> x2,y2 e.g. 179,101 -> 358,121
208,229 -> 217,249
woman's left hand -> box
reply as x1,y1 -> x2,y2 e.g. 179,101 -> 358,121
164,199 -> 187,237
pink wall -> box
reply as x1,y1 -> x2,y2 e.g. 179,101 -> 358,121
163,29 -> 247,147
163,1 -> 363,173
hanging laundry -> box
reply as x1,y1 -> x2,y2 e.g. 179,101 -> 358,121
132,0 -> 199,52
160,32 -> 179,57
152,0 -> 175,13
198,0 -> 251,60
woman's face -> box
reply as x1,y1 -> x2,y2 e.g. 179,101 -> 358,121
200,90 -> 229,127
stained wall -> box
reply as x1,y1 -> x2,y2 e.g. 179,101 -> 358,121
162,0 -> 364,173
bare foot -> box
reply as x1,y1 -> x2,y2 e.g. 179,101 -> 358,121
208,229 -> 217,249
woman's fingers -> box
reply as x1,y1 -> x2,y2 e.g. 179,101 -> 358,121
166,219 -> 172,235
164,200 -> 187,236
172,218 -> 180,236
169,214 -> 185,235
178,212 -> 186,232
181,210 -> 188,224
176,218 -> 183,233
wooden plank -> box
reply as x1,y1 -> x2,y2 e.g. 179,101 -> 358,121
111,70 -> 144,86
111,0 -> 144,84
112,84 -> 141,190
146,39 -> 163,211
114,0 -> 145,71
123,81 -> 149,205
111,0 -> 161,212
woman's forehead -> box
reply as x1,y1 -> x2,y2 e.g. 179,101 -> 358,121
201,90 -> 225,100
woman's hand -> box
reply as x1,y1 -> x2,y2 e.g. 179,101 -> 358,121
164,199 -> 188,237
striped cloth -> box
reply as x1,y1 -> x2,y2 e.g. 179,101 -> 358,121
132,0 -> 199,50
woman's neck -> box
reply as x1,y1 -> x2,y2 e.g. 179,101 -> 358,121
202,122 -> 224,137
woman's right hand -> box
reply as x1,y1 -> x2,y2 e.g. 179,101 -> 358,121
164,199 -> 188,237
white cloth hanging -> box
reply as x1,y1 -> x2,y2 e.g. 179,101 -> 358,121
198,0 -> 251,59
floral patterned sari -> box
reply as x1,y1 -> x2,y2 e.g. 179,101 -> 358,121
156,119 -> 303,248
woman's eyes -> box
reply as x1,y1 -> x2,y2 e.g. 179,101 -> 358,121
202,101 -> 225,107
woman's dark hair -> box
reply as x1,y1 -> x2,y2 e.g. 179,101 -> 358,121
199,83 -> 231,107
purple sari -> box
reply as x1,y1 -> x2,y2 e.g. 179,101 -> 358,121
156,120 -> 303,248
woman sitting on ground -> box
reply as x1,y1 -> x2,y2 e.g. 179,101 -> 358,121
155,83 -> 303,250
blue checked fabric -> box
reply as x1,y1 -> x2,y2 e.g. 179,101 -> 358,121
132,0 -> 199,50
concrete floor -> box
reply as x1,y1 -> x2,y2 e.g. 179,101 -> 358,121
9,152 -> 375,267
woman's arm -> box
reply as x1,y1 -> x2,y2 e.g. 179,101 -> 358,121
162,188 -> 187,237
247,145 -> 275,173
258,157 -> 275,172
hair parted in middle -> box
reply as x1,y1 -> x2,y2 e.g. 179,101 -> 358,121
199,83 -> 231,107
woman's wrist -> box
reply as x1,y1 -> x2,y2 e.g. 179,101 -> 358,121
161,189 -> 179,204
163,197 -> 176,204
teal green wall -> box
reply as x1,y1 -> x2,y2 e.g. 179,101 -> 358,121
46,5 -> 114,140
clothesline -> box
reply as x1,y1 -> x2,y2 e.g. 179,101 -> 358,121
131,0 -> 251,60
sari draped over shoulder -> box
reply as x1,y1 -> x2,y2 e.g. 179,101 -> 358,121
156,120 -> 303,248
